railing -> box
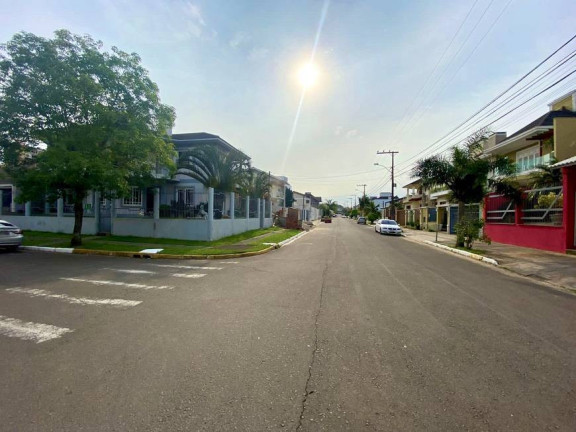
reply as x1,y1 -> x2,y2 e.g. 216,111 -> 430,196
521,186 -> 563,225
486,195 -> 516,224
515,154 -> 552,174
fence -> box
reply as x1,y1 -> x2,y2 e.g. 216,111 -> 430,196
265,199 -> 271,218
486,195 -> 516,224
486,186 -> 563,226
235,194 -> 247,219
521,186 -> 563,225
158,191 -> 210,219
249,198 -> 258,218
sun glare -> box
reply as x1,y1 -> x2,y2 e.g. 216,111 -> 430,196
298,63 -> 319,89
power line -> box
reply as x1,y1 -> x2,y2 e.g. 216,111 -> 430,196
390,34 -> 576,172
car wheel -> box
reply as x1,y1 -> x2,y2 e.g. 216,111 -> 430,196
7,245 -> 19,252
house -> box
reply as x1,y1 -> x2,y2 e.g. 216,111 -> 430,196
370,192 -> 392,213
269,175 -> 290,215
0,132 -> 275,241
483,90 -> 576,253
292,191 -> 321,222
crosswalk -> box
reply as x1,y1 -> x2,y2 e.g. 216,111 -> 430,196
0,260 -> 236,344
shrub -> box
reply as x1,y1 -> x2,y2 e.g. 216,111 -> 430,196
455,218 -> 489,249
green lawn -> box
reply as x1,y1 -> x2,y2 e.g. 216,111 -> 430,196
22,226 -> 301,256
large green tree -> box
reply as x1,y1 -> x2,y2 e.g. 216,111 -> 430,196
0,30 -> 176,246
413,130 -> 513,246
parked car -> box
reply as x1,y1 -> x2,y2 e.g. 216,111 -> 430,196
375,219 -> 402,235
321,215 -> 332,223
0,220 -> 23,251
357,216 -> 366,225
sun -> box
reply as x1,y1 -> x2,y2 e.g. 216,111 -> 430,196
298,63 -> 319,89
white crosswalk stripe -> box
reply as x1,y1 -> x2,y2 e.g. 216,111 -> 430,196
104,269 -> 156,274
6,288 -> 141,308
151,264 -> 223,270
0,315 -> 73,343
61,278 -> 173,290
171,273 -> 206,279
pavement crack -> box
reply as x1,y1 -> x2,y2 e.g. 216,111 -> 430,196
296,259 -> 328,431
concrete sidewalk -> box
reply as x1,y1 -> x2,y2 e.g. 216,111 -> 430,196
402,228 -> 576,293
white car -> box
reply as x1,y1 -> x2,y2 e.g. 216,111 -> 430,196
375,219 -> 402,236
0,220 -> 23,251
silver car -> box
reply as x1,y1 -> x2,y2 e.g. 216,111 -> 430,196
0,220 -> 23,251
375,219 -> 402,236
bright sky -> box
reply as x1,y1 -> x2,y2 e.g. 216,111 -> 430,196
1,0 -> 575,206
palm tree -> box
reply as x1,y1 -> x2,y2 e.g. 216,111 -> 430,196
239,168 -> 271,198
364,200 -> 380,223
357,195 -> 371,216
413,129 -> 513,246
177,145 -> 251,192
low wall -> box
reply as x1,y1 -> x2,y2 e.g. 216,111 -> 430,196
112,218 -> 210,241
484,224 -> 566,253
211,217 -> 273,240
5,215 -> 274,242
1,215 -> 98,235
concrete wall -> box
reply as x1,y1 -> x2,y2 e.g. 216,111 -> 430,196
112,218 -> 210,241
484,224 -> 566,253
550,95 -> 574,111
554,117 -> 576,161
1,215 -> 98,234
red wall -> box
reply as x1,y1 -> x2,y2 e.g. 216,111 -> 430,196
563,166 -> 576,251
484,224 -> 566,253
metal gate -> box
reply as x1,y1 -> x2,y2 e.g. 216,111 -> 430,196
449,206 -> 459,234
99,201 -> 111,234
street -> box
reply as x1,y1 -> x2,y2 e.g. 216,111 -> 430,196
1,218 -> 576,431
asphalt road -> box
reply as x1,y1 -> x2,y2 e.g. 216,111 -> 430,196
1,218 -> 575,431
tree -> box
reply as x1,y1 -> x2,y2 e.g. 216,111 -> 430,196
285,188 -> 295,207
0,30 -> 176,246
358,195 -> 371,216
364,200 -> 380,223
413,129 -> 512,247
177,145 -> 251,192
239,169 -> 271,198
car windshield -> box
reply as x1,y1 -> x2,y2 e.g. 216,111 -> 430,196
382,220 -> 397,225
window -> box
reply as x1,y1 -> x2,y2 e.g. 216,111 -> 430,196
123,187 -> 142,206
516,145 -> 540,173
177,188 -> 194,204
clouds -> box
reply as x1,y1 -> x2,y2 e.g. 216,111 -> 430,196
335,126 -> 359,139
229,31 -> 250,48
98,0 -> 214,44
228,30 -> 269,61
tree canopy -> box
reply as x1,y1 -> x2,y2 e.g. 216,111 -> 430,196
0,30 -> 176,246
412,129 -> 513,246
177,145 -> 251,193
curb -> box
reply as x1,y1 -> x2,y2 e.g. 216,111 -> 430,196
277,230 -> 309,247
21,246 -> 74,254
422,240 -> 499,265
21,229 -> 306,260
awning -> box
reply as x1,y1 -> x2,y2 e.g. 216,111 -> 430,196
551,156 -> 576,169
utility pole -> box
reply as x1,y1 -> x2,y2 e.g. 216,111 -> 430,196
376,150 -> 399,219
356,184 -> 367,216
356,184 -> 367,197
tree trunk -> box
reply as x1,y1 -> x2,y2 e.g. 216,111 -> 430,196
455,200 -> 466,247
70,192 -> 85,247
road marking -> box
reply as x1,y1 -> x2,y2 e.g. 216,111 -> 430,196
61,278 -> 173,290
105,268 -> 156,274
152,264 -> 222,270
0,315 -> 73,343
6,288 -> 141,308
218,261 -> 239,264
171,273 -> 206,279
